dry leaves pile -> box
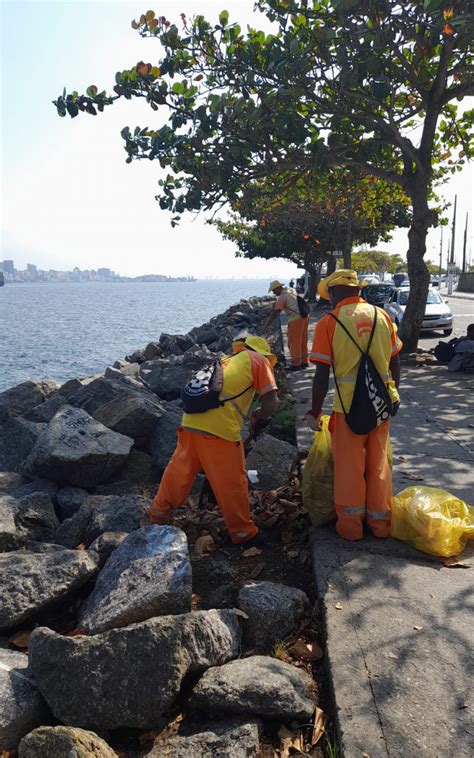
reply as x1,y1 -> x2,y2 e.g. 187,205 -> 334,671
275,707 -> 325,757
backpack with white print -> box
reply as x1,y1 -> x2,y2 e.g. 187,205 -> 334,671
181,356 -> 252,414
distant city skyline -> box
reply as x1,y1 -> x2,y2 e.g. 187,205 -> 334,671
0,259 -> 196,283
1,2 -> 473,280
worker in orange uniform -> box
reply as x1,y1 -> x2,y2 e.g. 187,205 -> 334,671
149,336 -> 279,546
265,280 -> 309,371
307,270 -> 402,540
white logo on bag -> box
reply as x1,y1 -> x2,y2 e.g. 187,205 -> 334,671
364,363 -> 390,424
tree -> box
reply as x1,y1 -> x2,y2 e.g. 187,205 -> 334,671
55,1 -> 474,350
216,168 -> 411,296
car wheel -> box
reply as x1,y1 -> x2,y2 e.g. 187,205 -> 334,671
443,328 -> 453,336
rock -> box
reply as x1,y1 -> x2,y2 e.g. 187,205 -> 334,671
148,401 -> 182,470
245,434 -> 298,490
143,341 -> 162,361
55,494 -> 149,548
93,392 -> 163,447
145,718 -> 260,758
125,347 -> 146,364
22,393 -> 67,423
159,333 -> 194,355
114,449 -> 159,484
205,584 -> 239,610
139,346 -> 214,400
191,655 -> 316,720
0,649 -> 50,751
88,532 -> 128,567
14,493 -> 60,544
0,495 -> 17,550
29,609 -> 241,730
14,478 -> 59,500
93,481 -> 145,496
188,325 -> 220,346
0,549 -> 98,630
18,726 -> 116,758
58,377 -> 87,400
112,359 -> 129,370
79,526 -> 192,633
102,367 -> 145,391
0,472 -> 27,494
0,380 -> 59,425
68,377 -> 122,415
56,486 -> 89,521
0,418 -> 46,473
23,406 -> 133,488
238,581 -> 309,652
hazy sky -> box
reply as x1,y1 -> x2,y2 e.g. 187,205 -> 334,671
1,1 -> 473,278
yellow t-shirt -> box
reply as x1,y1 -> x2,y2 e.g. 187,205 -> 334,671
309,297 -> 402,414
182,347 -> 277,441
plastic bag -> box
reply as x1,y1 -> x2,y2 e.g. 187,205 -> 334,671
391,486 -> 474,557
302,416 -> 335,526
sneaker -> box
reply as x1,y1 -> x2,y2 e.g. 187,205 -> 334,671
286,365 -> 302,372
300,362 -> 309,369
239,527 -> 280,548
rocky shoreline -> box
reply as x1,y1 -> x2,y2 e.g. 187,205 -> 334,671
0,297 -> 319,757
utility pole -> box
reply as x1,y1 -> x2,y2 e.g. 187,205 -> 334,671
448,194 -> 457,295
462,212 -> 468,274
438,227 -> 443,278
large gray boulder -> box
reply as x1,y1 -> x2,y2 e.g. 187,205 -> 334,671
55,494 -> 149,548
79,526 -> 192,633
191,655 -> 316,720
14,492 -> 60,544
18,726 -> 116,758
0,418 -> 46,473
245,434 -> 298,490
68,376 -> 122,415
145,718 -> 260,757
56,486 -> 89,521
139,346 -> 214,400
238,581 -> 309,652
14,478 -> 59,500
0,495 -> 17,550
88,531 -> 128,567
148,401 -> 182,470
0,380 -> 59,424
0,649 -> 50,751
23,406 -> 133,488
29,609 -> 241,730
22,393 -> 67,423
112,449 -> 158,484
93,391 -> 163,446
0,472 -> 27,494
0,549 -> 98,630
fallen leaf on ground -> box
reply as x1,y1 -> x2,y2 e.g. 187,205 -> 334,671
279,498 -> 299,510
234,608 -> 249,620
288,639 -> 323,661
334,602 -> 343,610
242,547 -> 262,558
286,549 -> 299,559
387,651 -> 398,659
194,534 -> 215,557
401,471 -> 424,481
64,628 -> 87,637
8,631 -> 31,649
74,543 -> 86,550
442,556 -> 470,568
311,706 -> 326,746
278,725 -> 304,757
250,562 -> 266,578
398,456 -> 406,462
413,626 -> 423,631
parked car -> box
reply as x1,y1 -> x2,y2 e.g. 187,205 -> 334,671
358,273 -> 380,285
384,287 -> 453,336
361,283 -> 395,306
393,273 -> 409,287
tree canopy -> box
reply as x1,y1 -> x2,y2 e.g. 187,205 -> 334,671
55,0 -> 474,349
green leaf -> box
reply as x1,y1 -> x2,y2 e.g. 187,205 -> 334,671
145,10 -> 155,21
219,10 -> 229,26
424,0 -> 443,13
66,102 -> 79,118
120,126 -> 131,140
86,85 -> 98,98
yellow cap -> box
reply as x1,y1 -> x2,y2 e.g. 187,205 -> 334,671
317,269 -> 360,300
232,335 -> 277,367
268,280 -> 285,292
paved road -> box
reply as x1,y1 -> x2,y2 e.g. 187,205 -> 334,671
419,295 -> 473,351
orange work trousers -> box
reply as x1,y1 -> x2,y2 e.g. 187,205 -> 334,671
287,316 -> 309,367
149,428 -> 258,544
330,412 -> 391,540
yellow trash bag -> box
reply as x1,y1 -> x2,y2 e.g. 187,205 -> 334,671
391,486 -> 474,557
303,415 -> 393,527
302,416 -> 335,526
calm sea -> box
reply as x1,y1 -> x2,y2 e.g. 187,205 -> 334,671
0,280 -> 271,392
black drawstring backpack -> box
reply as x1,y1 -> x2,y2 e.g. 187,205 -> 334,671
330,307 -> 394,435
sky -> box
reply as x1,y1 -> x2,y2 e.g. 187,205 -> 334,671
1,0 -> 473,279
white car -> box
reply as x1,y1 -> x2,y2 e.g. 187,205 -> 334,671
358,273 -> 380,285
384,287 -> 453,336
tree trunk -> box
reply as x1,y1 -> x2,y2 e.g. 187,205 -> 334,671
306,264 -> 321,302
399,183 -> 435,353
343,208 -> 353,268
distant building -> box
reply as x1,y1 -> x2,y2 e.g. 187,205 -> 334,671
27,263 -> 38,280
1,260 -> 14,276
97,268 -> 112,280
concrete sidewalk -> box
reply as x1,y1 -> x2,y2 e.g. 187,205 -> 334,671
283,317 -> 474,758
